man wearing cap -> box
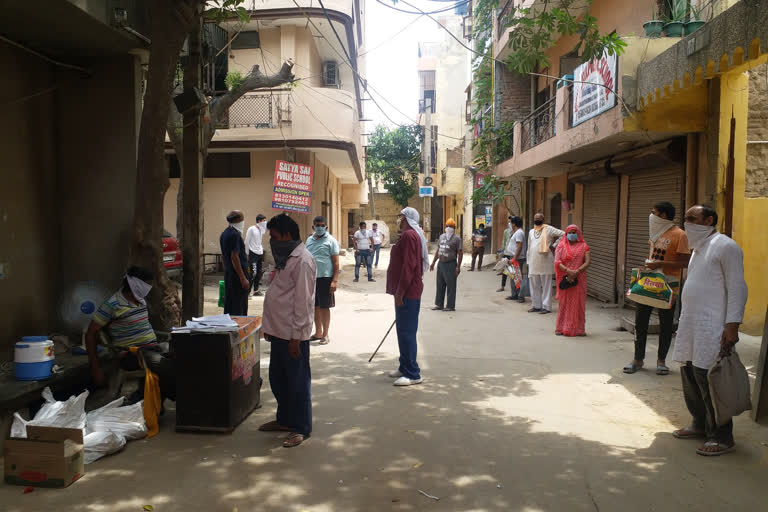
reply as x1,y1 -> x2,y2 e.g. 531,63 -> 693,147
430,218 -> 463,312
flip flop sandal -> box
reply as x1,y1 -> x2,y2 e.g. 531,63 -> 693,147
283,432 -> 309,448
258,421 -> 292,432
696,441 -> 735,456
672,427 -> 706,439
656,364 -> 670,375
310,335 -> 323,341
623,362 -> 643,374
319,338 -> 330,345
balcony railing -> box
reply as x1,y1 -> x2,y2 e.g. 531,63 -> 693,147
225,92 -> 291,128
520,95 -> 556,152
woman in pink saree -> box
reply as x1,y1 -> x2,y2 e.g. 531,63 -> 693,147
554,225 -> 591,336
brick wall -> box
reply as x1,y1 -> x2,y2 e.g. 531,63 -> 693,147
498,68 -> 532,124
361,192 -> 428,242
747,62 -> 768,198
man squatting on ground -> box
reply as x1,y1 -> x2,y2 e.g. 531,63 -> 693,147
259,213 -> 317,448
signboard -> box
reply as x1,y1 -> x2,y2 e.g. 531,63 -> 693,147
484,206 -> 493,227
419,186 -> 435,197
272,160 -> 313,213
474,215 -> 486,229
572,52 -> 617,126
475,173 -> 486,188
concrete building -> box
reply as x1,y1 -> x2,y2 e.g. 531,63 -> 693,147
474,0 -> 767,334
163,0 -> 368,256
0,1 -> 150,358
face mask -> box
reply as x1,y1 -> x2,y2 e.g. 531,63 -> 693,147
231,221 -> 245,233
649,213 -> 674,242
126,275 -> 152,305
684,222 -> 715,250
445,227 -> 455,237
508,223 -> 513,230
314,226 -> 327,236
567,233 -> 579,242
534,219 -> 544,226
270,239 -> 301,270
258,221 -> 267,230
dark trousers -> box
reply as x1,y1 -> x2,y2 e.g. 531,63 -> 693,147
435,260 -> 457,309
471,247 -> 485,270
224,271 -> 248,316
373,244 -> 381,266
681,362 -> 734,444
120,342 -> 176,401
268,337 -> 312,436
634,303 -> 674,361
355,249 -> 373,279
248,251 -> 264,292
395,298 -> 421,380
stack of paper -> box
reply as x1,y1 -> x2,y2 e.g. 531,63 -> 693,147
172,314 -> 239,333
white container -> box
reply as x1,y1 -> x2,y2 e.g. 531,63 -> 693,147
15,336 -> 55,380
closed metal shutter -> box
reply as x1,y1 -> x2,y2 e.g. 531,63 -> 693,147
582,177 -> 619,302
624,168 -> 683,294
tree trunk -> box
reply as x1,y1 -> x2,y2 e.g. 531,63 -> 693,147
133,0 -> 199,330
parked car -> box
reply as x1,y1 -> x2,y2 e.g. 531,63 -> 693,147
163,230 -> 182,281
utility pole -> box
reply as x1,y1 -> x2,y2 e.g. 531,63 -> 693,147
423,98 -> 432,241
181,18 -> 204,321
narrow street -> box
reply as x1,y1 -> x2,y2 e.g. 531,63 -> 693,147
4,248 -> 766,512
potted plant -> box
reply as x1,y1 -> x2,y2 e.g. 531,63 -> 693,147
662,0 -> 686,37
684,1 -> 706,35
643,8 -> 664,38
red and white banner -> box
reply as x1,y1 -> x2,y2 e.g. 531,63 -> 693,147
271,160 -> 313,213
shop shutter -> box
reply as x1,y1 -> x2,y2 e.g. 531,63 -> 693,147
624,168 -> 684,295
582,177 -> 619,302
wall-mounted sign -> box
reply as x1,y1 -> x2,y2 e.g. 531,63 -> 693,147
419,186 -> 435,197
475,173 -> 486,188
474,215 -> 486,229
572,52 -> 617,126
272,160 -> 314,213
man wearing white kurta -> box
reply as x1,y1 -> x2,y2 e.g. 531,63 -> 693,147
672,205 -> 748,457
526,213 -> 564,314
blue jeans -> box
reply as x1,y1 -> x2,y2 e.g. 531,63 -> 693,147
372,244 -> 381,266
395,298 -> 421,380
268,337 -> 312,436
355,249 -> 373,279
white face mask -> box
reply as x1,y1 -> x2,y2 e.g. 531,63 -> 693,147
649,213 -> 674,243
684,222 -> 715,250
258,220 -> 267,230
508,222 -> 513,231
231,221 -> 245,233
126,275 -> 152,305
445,227 -> 455,238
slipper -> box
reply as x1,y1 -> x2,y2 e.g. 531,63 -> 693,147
555,332 -> 563,336
318,338 -> 329,345
672,426 -> 706,439
309,335 -> 323,341
258,420 -> 292,432
283,432 -> 309,448
431,306 -> 443,311
696,441 -> 735,456
656,364 -> 670,375
623,362 -> 643,374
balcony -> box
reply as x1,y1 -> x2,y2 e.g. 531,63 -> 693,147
520,95 -> 557,152
223,92 -> 291,129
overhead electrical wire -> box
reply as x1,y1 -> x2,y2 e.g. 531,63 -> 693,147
372,0 -> 471,15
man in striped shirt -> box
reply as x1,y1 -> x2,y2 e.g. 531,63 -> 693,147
85,266 -> 175,403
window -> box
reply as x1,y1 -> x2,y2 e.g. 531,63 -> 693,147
167,153 -> 251,178
230,31 -> 260,49
419,70 -> 436,113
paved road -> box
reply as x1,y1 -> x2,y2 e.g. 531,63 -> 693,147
4,248 -> 767,511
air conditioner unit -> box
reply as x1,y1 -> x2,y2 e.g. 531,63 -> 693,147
323,61 -> 340,88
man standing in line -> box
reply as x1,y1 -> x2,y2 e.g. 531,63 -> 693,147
623,202 -> 690,375
244,214 -> 268,297
258,213 -> 316,448
671,205 -> 748,456
386,207 -> 428,386
306,215 -> 339,346
506,216 -> 527,303
526,212 -> 564,314
469,223 -> 487,271
353,221 -> 375,282
371,222 -> 385,268
497,217 -> 514,292
220,210 -> 251,316
430,218 -> 463,312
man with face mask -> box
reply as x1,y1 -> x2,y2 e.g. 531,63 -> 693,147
84,266 -> 176,405
526,213 -> 564,314
670,205 -> 748,457
305,215 -> 340,345
430,218 -> 463,311
260,213 -> 316,447
624,202 -> 690,376
220,210 -> 251,316
245,214 -> 268,296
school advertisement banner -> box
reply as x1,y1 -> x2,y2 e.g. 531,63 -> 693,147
572,52 -> 617,126
271,160 -> 313,213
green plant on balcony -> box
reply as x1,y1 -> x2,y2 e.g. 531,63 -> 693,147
643,6 -> 664,38
224,70 -> 245,90
684,1 -> 706,35
662,0 -> 687,36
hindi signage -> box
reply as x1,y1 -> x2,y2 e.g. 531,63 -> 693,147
272,160 -> 313,213
572,52 -> 617,126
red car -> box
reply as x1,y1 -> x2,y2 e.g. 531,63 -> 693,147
163,230 -> 183,281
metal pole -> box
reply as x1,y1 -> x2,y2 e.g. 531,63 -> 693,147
424,98 -> 432,239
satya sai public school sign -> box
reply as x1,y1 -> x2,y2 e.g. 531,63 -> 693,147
572,52 -> 617,126
272,160 -> 314,213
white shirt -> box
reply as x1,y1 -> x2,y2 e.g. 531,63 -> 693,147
244,223 -> 266,255
673,233 -> 748,369
371,229 -> 383,245
526,226 -> 564,275
506,228 -> 526,258
354,229 -> 372,250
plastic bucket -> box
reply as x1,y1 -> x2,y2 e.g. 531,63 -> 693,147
15,336 -> 55,381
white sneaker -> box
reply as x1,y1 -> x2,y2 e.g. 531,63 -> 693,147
393,376 -> 423,386
387,369 -> 403,378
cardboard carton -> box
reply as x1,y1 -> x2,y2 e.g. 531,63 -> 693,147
4,425 -> 84,488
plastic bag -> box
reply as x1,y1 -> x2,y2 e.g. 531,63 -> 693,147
626,269 -> 678,309
708,349 -> 753,426
10,387 -> 88,438
84,431 -> 126,464
493,258 -> 509,274
86,397 -> 147,440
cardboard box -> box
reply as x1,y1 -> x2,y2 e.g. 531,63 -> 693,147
4,426 -> 84,488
